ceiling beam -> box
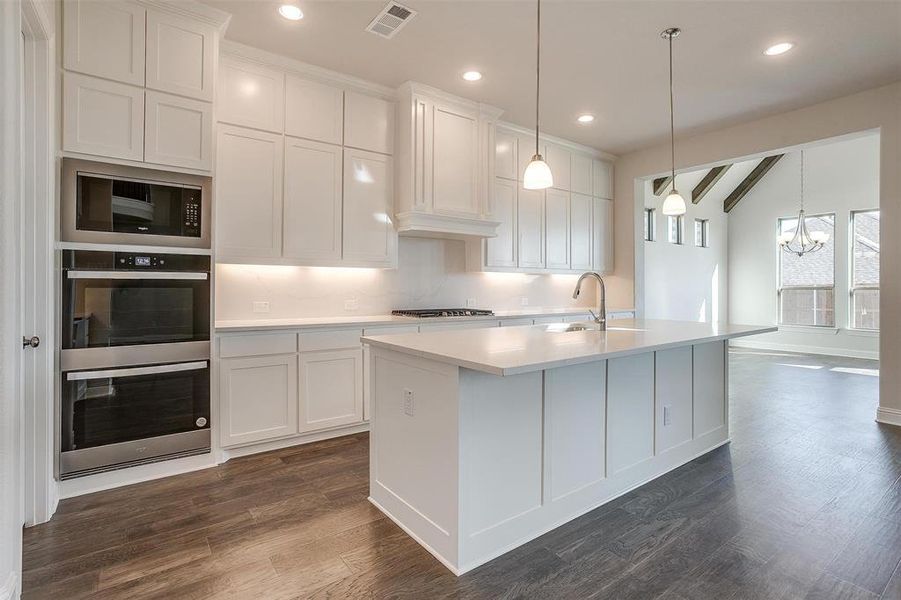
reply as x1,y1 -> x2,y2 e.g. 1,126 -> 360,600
692,164 -> 731,204
723,155 -> 784,213
652,176 -> 672,196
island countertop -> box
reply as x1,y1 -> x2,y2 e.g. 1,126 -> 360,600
362,318 -> 776,376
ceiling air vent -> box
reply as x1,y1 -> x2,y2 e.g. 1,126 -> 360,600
365,2 -> 417,39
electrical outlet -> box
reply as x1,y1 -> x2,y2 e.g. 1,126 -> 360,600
344,299 -> 359,311
520,296 -> 529,306
252,301 -> 270,314
466,298 -> 477,308
663,405 -> 672,427
403,389 -> 414,416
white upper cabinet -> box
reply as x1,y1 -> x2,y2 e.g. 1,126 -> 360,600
592,197 -> 614,273
433,103 -> 480,217
63,72 -> 144,161
545,189 -> 570,269
343,148 -> 396,266
486,178 -> 517,268
518,188 -> 545,269
216,125 -> 284,259
283,137 -> 343,262
570,193 -> 593,271
593,159 -> 613,199
63,0 -> 145,85
545,143 -> 571,191
145,10 -> 215,101
571,153 -> 593,196
344,92 -> 394,154
217,58 -> 285,133
495,129 -> 518,181
285,76 -> 343,145
144,91 -> 212,170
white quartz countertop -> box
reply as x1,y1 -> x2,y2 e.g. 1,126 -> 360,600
214,307 -> 635,332
362,319 -> 777,376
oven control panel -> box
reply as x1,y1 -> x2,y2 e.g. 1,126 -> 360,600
63,250 -> 211,272
119,254 -> 167,268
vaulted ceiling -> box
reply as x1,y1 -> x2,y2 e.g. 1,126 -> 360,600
201,0 -> 901,155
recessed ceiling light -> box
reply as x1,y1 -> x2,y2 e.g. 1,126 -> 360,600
278,4 -> 303,20
462,71 -> 483,82
577,114 -> 595,124
764,42 -> 794,56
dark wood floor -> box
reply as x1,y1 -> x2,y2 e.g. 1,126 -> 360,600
23,349 -> 901,599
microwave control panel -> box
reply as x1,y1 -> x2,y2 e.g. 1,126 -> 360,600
182,189 -> 202,237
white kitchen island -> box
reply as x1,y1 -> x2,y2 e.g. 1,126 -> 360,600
362,319 -> 775,575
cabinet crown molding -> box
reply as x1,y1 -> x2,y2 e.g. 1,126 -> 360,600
136,0 -> 232,33
497,121 -> 617,163
398,81 -> 504,120
220,40 -> 396,101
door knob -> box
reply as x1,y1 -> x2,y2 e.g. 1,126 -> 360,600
22,335 -> 40,349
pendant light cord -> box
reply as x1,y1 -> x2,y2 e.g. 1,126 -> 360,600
535,0 -> 541,157
800,150 -> 805,212
669,32 -> 676,187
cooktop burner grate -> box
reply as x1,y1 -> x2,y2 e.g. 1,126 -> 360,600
392,308 -> 495,318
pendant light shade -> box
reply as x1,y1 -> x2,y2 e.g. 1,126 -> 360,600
523,0 -> 553,189
662,189 -> 686,216
661,27 -> 685,216
524,155 -> 554,190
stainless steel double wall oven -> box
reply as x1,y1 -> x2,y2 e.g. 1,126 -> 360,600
59,159 -> 213,478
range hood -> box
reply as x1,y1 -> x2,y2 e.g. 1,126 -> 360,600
395,211 -> 500,240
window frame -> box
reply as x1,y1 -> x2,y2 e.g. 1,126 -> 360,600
849,208 -> 880,331
776,212 -> 836,328
667,214 -> 683,245
644,208 -> 656,242
694,218 -> 709,248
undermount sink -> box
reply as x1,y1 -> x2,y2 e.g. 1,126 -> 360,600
545,322 -> 604,332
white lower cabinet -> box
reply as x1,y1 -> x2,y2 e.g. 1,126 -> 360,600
299,348 -> 363,432
219,353 -> 298,447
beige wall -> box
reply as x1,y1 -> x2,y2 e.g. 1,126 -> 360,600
612,82 -> 901,419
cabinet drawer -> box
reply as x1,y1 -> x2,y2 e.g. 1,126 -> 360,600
298,328 -> 364,351
219,332 -> 297,358
419,320 -> 499,332
363,325 -> 420,336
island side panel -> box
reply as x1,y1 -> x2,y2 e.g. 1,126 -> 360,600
693,341 -> 728,438
368,347 -> 461,570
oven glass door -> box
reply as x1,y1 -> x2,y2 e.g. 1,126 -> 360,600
61,361 -> 210,453
76,174 -> 202,238
62,272 -> 210,349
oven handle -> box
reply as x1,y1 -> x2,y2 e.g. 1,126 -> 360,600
66,360 -> 208,381
66,270 -> 208,281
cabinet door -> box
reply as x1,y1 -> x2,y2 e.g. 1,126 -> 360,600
284,137 -> 343,262
343,148 -> 396,265
571,153 -> 592,195
219,354 -> 298,447
486,178 -> 517,268
495,129 -> 518,181
217,58 -> 285,133
570,193 -> 593,271
216,125 -> 283,259
517,132 -> 537,181
63,0 -> 145,85
593,159 -> 613,199
545,143 -> 571,191
344,92 -> 394,154
545,189 -> 570,269
432,103 -> 480,216
145,10 -> 215,101
285,76 -> 343,145
63,72 -> 144,161
299,348 -> 363,432
518,188 -> 545,268
592,197 -> 614,273
144,91 -> 212,170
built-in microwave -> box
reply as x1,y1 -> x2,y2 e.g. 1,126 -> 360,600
61,158 -> 211,248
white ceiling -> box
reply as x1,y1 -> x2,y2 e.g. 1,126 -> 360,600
202,0 -> 901,155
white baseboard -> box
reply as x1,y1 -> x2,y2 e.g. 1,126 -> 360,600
730,339 -> 879,360
876,407 -> 901,427
0,572 -> 18,600
221,422 -> 369,461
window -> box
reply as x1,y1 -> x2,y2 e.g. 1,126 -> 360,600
778,213 -> 835,327
644,208 -> 656,241
667,215 -> 683,245
694,219 -> 709,248
851,210 -> 879,330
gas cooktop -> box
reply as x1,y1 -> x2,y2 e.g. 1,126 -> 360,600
392,308 -> 495,318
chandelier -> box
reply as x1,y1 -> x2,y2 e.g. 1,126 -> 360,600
779,150 -> 828,257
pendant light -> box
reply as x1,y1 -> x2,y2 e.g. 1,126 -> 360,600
779,150 -> 829,256
661,27 -> 686,216
523,0 -> 553,190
